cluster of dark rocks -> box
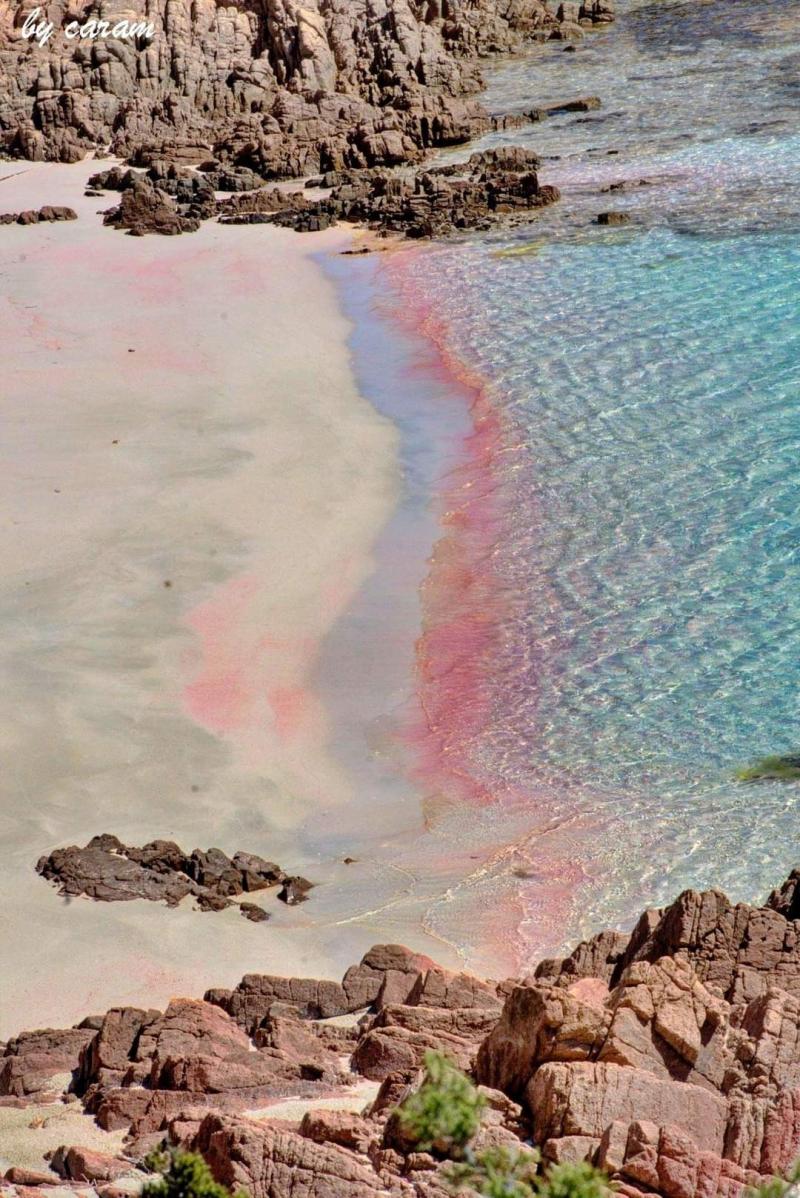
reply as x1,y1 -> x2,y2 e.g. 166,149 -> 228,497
7,873 -> 800,1195
220,147 -> 560,238
1,0 -> 615,240
36,834 -> 313,918
0,204 -> 76,225
87,145 -> 562,239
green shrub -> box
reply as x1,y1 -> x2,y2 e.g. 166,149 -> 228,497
448,1151 -> 610,1198
395,1051 -> 485,1157
745,1160 -> 800,1197
447,1145 -> 541,1198
538,1161 -> 610,1198
142,1148 -> 246,1198
394,1054 -> 610,1197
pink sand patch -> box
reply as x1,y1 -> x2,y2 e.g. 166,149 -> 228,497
379,249 -> 588,973
268,685 -> 312,742
182,575 -> 321,750
183,575 -> 261,735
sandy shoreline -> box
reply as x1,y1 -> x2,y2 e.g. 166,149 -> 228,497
0,160 -> 410,1038
0,161 -> 557,1047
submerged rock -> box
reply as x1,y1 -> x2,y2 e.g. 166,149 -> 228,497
596,210 -> 631,225
736,753 -> 800,781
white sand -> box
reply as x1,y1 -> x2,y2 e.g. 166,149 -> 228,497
245,1078 -> 380,1124
0,161 -> 408,1038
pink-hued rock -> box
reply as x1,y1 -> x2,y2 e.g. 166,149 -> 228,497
0,1027 -> 95,1098
49,1146 -> 131,1183
191,1111 -> 413,1198
9,877 -> 800,1197
530,1062 -> 727,1153
352,1002 -> 499,1081
405,968 -> 503,1012
2,1169 -> 56,1186
539,884 -> 800,1007
299,1110 -> 373,1154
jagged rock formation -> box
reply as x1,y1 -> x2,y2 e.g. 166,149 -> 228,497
10,874 -> 800,1196
220,146 -> 562,236
89,145 -> 560,236
0,0 -> 614,171
35,833 -> 311,914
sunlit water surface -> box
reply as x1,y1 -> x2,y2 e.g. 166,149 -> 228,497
388,0 -> 800,950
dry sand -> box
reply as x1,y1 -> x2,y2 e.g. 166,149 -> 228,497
0,1098 -> 128,1177
0,160 -> 414,1038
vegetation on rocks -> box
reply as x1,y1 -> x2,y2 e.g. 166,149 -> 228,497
143,1149 -> 246,1198
745,1160 -> 800,1198
396,1052 -> 609,1198
396,1050 -> 485,1157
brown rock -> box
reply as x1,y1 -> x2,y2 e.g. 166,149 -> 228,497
0,0 -> 612,175
277,876 -> 314,905
36,836 -> 304,912
2,1169 -> 56,1186
49,1146 -> 130,1183
191,1111 -> 404,1198
239,903 -> 269,923
0,1027 -> 95,1098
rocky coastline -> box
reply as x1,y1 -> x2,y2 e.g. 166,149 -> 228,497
5,872 -> 800,1196
0,0 -> 614,237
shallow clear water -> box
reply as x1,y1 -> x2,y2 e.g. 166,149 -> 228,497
393,0 -> 800,950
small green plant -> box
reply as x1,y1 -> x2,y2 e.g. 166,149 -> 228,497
735,754 -> 800,782
141,1148 -> 246,1198
745,1159 -> 800,1198
394,1054 -> 610,1197
538,1161 -> 610,1198
447,1145 -> 541,1198
448,1151 -> 610,1198
395,1051 -> 485,1157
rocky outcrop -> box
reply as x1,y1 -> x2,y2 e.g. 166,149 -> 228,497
0,945 -> 501,1153
48,1146 -> 131,1184
35,834 -> 307,914
0,0 -> 614,170
205,944 -> 439,1027
10,873 -> 800,1197
217,146 -> 560,237
102,177 -> 203,235
0,1025 -> 96,1099
0,205 -> 77,224
87,144 -> 561,239
536,882 -> 800,1006
476,880 -> 800,1194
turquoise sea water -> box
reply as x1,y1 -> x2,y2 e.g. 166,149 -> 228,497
391,0 -> 800,946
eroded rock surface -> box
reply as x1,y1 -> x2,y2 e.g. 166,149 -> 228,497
35,834 -> 304,914
9,875 -> 800,1196
217,146 -> 560,238
0,0 -> 614,170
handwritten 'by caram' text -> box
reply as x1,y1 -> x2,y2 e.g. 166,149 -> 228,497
21,7 -> 155,47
